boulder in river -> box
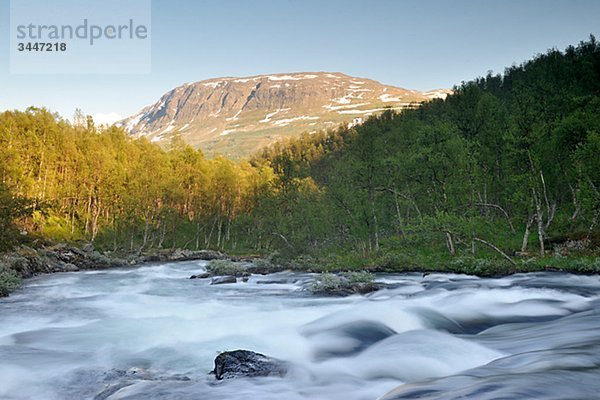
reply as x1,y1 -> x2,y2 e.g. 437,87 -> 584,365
210,276 -> 238,285
308,272 -> 380,296
212,350 -> 288,380
256,278 -> 294,284
190,272 -> 211,279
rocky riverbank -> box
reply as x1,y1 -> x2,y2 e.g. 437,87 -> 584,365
0,244 -> 228,296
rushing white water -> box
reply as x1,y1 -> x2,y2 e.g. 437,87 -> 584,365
0,261 -> 599,400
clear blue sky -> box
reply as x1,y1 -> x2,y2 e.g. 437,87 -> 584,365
1,0 -> 599,123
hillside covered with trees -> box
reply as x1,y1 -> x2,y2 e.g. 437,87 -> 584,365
1,37 -> 599,275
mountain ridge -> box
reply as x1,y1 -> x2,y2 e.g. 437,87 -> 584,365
118,72 -> 450,158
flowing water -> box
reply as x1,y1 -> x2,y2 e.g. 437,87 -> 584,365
0,261 -> 599,400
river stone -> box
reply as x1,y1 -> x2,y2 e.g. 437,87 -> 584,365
210,276 -> 237,285
256,279 -> 292,284
190,272 -> 211,279
212,350 -> 288,380
63,263 -> 80,272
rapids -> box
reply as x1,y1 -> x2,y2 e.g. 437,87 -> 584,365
0,261 -> 599,399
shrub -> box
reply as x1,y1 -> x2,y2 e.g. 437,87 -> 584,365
570,257 -> 600,273
309,271 -> 377,295
288,255 -> 320,271
448,257 -> 513,276
309,273 -> 343,292
344,271 -> 375,284
206,259 -> 246,276
0,264 -> 22,297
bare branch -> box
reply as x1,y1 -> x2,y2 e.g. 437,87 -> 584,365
474,202 -> 515,233
473,237 -> 516,266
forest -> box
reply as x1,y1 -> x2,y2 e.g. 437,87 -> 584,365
1,37 -> 599,274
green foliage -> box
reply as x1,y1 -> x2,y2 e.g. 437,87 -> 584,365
1,37 -> 599,278
287,255 -> 321,271
251,252 -> 288,273
249,36 -> 600,272
0,183 -> 32,251
0,108 -> 277,253
448,258 -> 514,276
344,271 -> 375,284
0,264 -> 22,296
520,256 -> 600,274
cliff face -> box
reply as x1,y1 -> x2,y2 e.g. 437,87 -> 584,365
119,72 -> 449,158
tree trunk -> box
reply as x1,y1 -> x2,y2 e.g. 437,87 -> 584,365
158,222 -> 166,248
444,231 -> 455,255
142,211 -> 150,250
217,218 -> 223,249
521,214 -> 534,252
568,182 -> 581,220
532,189 -> 545,257
392,191 -> 406,237
369,193 -> 380,253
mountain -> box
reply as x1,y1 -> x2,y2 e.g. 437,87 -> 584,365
118,72 -> 450,158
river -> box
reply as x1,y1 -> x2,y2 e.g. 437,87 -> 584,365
0,261 -> 599,399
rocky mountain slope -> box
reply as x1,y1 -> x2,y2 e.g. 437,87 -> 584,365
118,72 -> 450,158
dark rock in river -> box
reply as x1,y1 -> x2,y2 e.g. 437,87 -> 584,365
212,350 -> 288,380
256,278 -> 295,284
190,272 -> 211,279
210,276 -> 238,285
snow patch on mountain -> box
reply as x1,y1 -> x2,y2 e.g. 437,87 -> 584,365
379,93 -> 403,102
226,109 -> 242,121
271,115 -> 320,127
220,129 -> 236,136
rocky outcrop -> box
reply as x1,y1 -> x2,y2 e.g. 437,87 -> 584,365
166,249 -> 226,261
136,249 -> 227,264
211,350 -> 288,380
0,244 -> 125,281
41,243 -> 125,271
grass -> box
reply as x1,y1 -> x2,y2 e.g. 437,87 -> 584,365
280,239 -> 600,277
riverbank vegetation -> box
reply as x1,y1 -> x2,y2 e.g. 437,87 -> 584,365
1,37 -> 599,285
